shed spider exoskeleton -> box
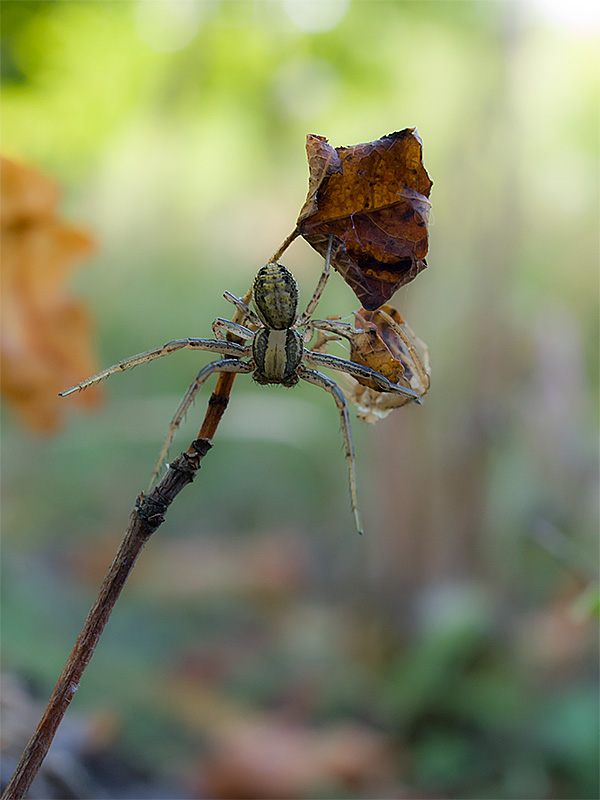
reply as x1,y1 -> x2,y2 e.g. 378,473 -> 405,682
308,306 -> 431,422
60,246 -> 421,534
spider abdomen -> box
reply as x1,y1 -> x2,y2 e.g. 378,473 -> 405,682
253,263 -> 299,330
252,328 -> 302,387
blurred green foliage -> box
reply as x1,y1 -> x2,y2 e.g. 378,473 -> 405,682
1,1 -> 598,798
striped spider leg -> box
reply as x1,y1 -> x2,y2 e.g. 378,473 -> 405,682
302,348 -> 422,402
59,334 -> 255,492
297,365 -> 362,534
58,338 -> 250,396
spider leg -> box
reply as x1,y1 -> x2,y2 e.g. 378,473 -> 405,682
297,233 -> 334,329
298,365 -> 363,536
310,318 -> 357,340
223,291 -> 262,327
212,318 -> 255,341
303,350 -> 422,403
306,317 -> 359,349
148,357 -> 254,490
59,339 -> 250,396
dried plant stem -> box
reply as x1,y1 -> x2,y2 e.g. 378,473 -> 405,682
1,440 -> 212,800
269,226 -> 300,263
2,291 -> 253,800
192,371 -> 236,443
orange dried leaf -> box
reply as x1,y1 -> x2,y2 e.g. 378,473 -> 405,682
348,326 -> 405,389
1,157 -> 101,432
298,129 -> 433,310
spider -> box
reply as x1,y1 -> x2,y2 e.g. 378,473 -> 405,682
60,245 -> 422,534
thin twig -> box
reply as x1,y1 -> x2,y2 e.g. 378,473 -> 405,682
1,440 -> 211,800
2,288 -> 254,799
269,226 -> 300,263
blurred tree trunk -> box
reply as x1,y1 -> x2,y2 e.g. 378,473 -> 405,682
370,4 -> 525,613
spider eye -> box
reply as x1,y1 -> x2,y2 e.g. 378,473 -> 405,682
253,263 -> 299,329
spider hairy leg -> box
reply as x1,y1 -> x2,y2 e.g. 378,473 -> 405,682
310,318 -> 356,338
223,291 -> 262,328
298,365 -> 363,535
59,339 -> 249,396
303,350 -> 422,403
148,358 -> 254,490
212,318 -> 254,341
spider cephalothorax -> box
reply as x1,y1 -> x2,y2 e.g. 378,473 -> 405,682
60,247 -> 422,534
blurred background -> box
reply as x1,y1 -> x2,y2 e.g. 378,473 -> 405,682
1,1 -> 598,798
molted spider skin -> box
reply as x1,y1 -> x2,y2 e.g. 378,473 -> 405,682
252,263 -> 299,329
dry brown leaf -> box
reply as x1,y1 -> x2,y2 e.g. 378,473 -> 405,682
1,157 -> 100,432
298,129 -> 433,310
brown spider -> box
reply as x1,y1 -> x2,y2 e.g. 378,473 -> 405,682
60,245 -> 421,534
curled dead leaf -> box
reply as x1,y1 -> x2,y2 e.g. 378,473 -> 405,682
298,129 -> 433,310
1,157 -> 100,432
